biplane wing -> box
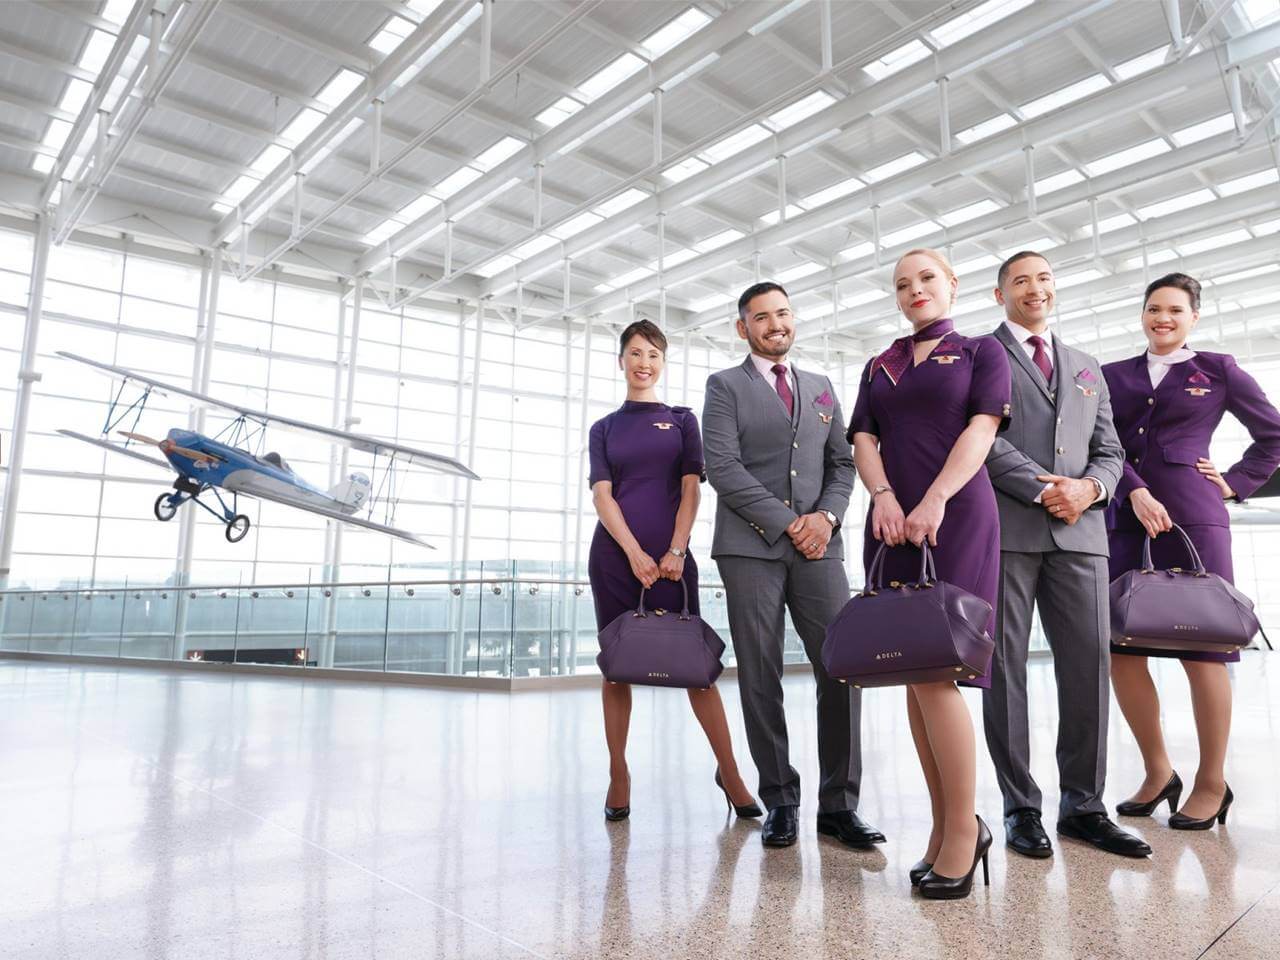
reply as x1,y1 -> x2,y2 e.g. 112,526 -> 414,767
57,429 -> 171,470
246,488 -> 432,548
57,351 -> 479,480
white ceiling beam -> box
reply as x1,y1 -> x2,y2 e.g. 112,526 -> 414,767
586,22 -> 1280,324
354,1 -> 786,278
477,0 -> 1114,300
218,1 -> 374,75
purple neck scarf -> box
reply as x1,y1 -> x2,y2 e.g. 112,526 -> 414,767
869,318 -> 955,386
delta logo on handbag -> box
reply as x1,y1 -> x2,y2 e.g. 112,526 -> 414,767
1186,371 -> 1212,397
813,389 -> 834,424
1074,367 -> 1098,397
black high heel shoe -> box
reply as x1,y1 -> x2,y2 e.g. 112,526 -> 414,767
604,774 -> 630,821
918,816 -> 992,900
715,769 -> 763,818
909,859 -> 933,886
1117,772 -> 1183,817
1169,784 -> 1233,830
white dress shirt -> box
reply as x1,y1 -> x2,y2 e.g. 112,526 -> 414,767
1147,347 -> 1196,388
751,353 -> 795,398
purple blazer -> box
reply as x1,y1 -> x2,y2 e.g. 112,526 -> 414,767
1102,350 -> 1280,532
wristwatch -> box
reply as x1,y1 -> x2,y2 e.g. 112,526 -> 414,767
871,484 -> 894,500
667,546 -> 687,558
820,510 -> 839,530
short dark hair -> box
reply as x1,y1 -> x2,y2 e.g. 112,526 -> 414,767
737,281 -> 789,320
997,250 -> 1052,288
618,318 -> 667,356
1144,272 -> 1201,312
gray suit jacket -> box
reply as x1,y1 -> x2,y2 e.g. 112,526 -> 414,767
985,323 -> 1124,556
703,357 -> 855,560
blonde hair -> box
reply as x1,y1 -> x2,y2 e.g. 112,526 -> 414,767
894,247 -> 957,306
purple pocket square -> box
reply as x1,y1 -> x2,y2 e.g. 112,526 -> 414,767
1188,371 -> 1211,385
1075,368 -> 1098,384
813,390 -> 834,408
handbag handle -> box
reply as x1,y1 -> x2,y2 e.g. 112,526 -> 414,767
1141,522 -> 1207,576
635,579 -> 692,618
863,540 -> 937,595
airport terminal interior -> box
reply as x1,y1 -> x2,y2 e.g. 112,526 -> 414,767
1,1 -> 1279,957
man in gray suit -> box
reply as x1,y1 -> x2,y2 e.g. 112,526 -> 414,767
702,281 -> 882,849
984,251 -> 1150,859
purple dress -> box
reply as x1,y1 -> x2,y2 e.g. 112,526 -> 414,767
1102,351 -> 1280,663
588,401 -> 705,631
848,331 -> 1012,688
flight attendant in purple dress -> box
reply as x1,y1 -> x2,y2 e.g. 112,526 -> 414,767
1103,272 -> 1280,830
588,319 -> 760,823
849,248 -> 1011,899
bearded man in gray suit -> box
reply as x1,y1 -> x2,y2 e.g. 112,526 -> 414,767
984,251 -> 1150,859
702,282 -> 882,850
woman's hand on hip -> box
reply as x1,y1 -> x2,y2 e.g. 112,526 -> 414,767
658,552 -> 685,582
1196,458 -> 1236,500
871,492 -> 906,546
1129,487 -> 1173,538
627,550 -> 659,588
904,492 -> 944,547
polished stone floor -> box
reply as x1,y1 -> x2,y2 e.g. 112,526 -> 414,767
2,654 -> 1277,960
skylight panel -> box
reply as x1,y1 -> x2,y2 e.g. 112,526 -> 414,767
767,91 -> 836,130
593,188 -> 648,217
221,175 -> 258,206
938,199 -> 1001,227
688,293 -> 730,314
954,113 -> 1016,145
100,0 -> 133,26
472,254 -> 519,278
397,194 -> 440,221
57,78 -> 93,116
842,288 -> 885,308
693,229 -> 744,252
1220,168 -> 1279,195
775,261 -> 822,283
863,39 -> 930,81
864,151 -> 927,183
1020,74 -> 1109,118
1209,264 -> 1280,285
1120,248 -> 1178,269
642,8 -> 712,59
369,15 -> 413,55
1114,45 -> 1169,80
651,247 -> 698,271
549,211 -> 603,241
535,96 -> 584,129
1034,169 -> 1085,195
1253,217 -> 1280,235
1084,138 -> 1169,176
1171,113 -> 1235,147
1054,268 -> 1104,288
40,118 -> 72,150
509,233 -> 559,261
1180,229 -> 1251,256
701,124 -> 772,163
79,29 -> 115,75
434,165 -> 482,198
404,0 -> 444,16
362,220 -> 399,246
608,266 -> 653,289
1136,188 -> 1214,220
801,177 -> 863,208
281,108 -> 326,144
882,220 -> 940,247
759,204 -> 805,226
1243,0 -> 1280,26
473,136 -> 524,171
930,0 -> 1035,46
31,154 -> 55,174
578,53 -> 645,102
1093,212 -> 1137,233
663,156 -> 709,183
248,143 -> 291,176
953,254 -> 1002,275
316,69 -> 364,110
838,241 -> 875,261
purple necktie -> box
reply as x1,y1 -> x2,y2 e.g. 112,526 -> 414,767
1027,335 -> 1053,383
771,363 -> 794,417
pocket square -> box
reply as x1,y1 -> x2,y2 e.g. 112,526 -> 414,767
1188,371 -> 1211,385
813,390 -> 834,409
1075,367 -> 1098,384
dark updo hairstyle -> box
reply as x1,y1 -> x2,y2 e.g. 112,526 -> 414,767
1143,272 -> 1201,312
618,318 -> 667,356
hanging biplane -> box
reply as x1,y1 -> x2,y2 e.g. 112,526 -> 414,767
55,351 -> 478,548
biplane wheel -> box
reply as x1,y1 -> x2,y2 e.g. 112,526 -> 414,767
154,494 -> 179,521
225,514 -> 251,543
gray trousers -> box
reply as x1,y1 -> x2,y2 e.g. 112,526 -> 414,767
982,549 -> 1111,819
716,553 -> 861,813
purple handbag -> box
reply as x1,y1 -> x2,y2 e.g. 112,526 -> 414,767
1110,524 -> 1259,654
596,581 -> 726,689
822,542 -> 994,687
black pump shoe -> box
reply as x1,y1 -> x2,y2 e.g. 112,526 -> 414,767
918,816 -> 992,900
604,774 -> 630,821
1117,772 -> 1183,817
714,769 -> 763,818
1169,784 -> 1233,830
909,859 -> 933,886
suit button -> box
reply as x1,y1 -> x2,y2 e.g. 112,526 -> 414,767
1056,446 -> 1065,454
1132,457 -> 1139,464
1056,417 -> 1062,425
1147,397 -> 1154,405
1138,427 -> 1145,434
784,499 -> 790,506
790,469 -> 797,476
793,442 -> 799,449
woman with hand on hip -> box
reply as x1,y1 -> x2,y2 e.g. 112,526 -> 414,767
1103,273 -> 1280,829
588,319 -> 760,823
848,248 -> 1011,898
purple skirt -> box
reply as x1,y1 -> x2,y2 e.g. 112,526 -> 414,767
1108,523 -> 1240,663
